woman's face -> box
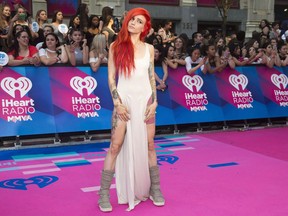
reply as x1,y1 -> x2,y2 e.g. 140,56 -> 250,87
249,47 -> 256,56
15,25 -> 24,33
43,26 -> 53,37
45,34 -> 57,48
3,6 -> 11,17
17,31 -> 29,46
73,16 -> 80,26
127,15 -> 146,34
217,38 -> 224,47
279,45 -> 288,55
191,49 -> 201,61
39,11 -> 47,22
253,40 -> 259,49
174,38 -> 183,49
56,12 -> 63,21
92,17 -> 99,27
234,46 -> 241,55
167,46 -> 175,58
71,31 -> 83,43
154,48 -> 160,60
265,44 -> 272,54
207,45 -> 216,56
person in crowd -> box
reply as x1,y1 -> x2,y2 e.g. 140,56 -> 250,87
0,3 -> 11,52
68,14 -> 80,29
8,30 -> 40,66
35,24 -> 54,50
172,36 -> 186,65
102,15 -> 116,49
201,29 -> 213,45
89,33 -> 108,72
99,6 -> 113,32
86,15 -> 100,48
269,21 -> 281,41
97,7 -> 164,212
154,44 -> 168,91
278,42 -> 288,66
217,45 -> 235,69
246,45 -> 265,64
7,23 -> 24,48
261,41 -> 281,68
75,3 -> 89,33
65,28 -> 89,66
51,10 -> 66,44
185,46 -> 207,74
201,43 -> 227,74
35,9 -> 48,29
191,31 -> 203,49
259,19 -> 271,47
163,44 -> 178,70
39,32 -> 68,65
229,41 -> 249,66
157,20 -> 176,47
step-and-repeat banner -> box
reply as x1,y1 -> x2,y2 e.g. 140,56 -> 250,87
0,65 -> 287,136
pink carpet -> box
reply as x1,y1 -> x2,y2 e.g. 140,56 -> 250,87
0,127 -> 287,216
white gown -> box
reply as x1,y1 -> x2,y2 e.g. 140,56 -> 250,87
115,43 -> 151,211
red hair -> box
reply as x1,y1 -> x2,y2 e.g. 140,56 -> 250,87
112,7 -> 151,77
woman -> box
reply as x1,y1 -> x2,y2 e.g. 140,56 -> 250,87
153,44 -> 168,91
98,7 -> 164,212
8,30 -> 40,66
68,14 -> 80,29
102,15 -> 116,49
35,9 -> 48,29
172,36 -> 187,65
278,42 -> 288,66
89,33 -> 108,72
51,10 -> 66,44
86,15 -> 100,47
185,46 -> 206,74
39,32 -> 68,65
262,41 -> 281,68
0,4 -> 11,52
65,28 -> 89,66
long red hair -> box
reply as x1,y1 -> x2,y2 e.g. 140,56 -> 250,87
112,8 -> 151,77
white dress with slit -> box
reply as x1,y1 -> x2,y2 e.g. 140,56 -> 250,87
115,43 -> 151,211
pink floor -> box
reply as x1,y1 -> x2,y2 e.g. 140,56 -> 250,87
0,127 -> 287,216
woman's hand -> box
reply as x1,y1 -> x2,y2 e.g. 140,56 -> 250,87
144,101 -> 157,123
115,103 -> 130,122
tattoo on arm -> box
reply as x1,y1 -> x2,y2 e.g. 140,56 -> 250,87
148,61 -> 157,103
112,88 -> 119,100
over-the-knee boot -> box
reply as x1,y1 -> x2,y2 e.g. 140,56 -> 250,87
149,166 -> 165,206
98,170 -> 114,212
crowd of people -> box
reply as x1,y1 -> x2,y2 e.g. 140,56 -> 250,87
1,2 -> 288,89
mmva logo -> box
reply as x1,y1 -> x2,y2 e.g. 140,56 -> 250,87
0,77 -> 32,98
70,76 -> 97,96
182,75 -> 203,92
271,74 -> 288,90
229,74 -> 248,91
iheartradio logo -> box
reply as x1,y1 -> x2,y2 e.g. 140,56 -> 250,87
1,77 -> 32,98
229,74 -> 248,91
70,76 -> 97,96
271,74 -> 288,90
182,75 -> 203,92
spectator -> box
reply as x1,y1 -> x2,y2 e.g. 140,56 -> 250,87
86,15 -> 100,48
269,21 -> 281,41
99,6 -> 113,32
35,9 -> 48,29
185,46 -> 206,74
8,30 -> 40,66
35,24 -> 54,50
172,36 -> 186,65
191,31 -> 203,49
153,45 -> 168,91
102,15 -> 116,49
277,42 -> 288,66
51,10 -> 66,45
0,3 -> 11,52
157,20 -> 176,47
39,32 -> 68,65
262,41 -> 281,68
75,3 -> 89,33
65,28 -> 89,66
68,14 -> 80,29
89,33 -> 108,72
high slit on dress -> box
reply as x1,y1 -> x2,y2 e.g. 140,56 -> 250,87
115,43 -> 152,211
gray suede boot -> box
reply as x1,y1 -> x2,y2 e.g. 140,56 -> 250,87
98,170 -> 114,212
149,166 -> 165,206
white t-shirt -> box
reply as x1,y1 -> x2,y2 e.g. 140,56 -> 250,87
185,56 -> 204,72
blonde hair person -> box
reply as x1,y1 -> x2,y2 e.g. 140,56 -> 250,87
89,33 -> 108,72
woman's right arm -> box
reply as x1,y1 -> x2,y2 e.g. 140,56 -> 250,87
108,44 -> 129,122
